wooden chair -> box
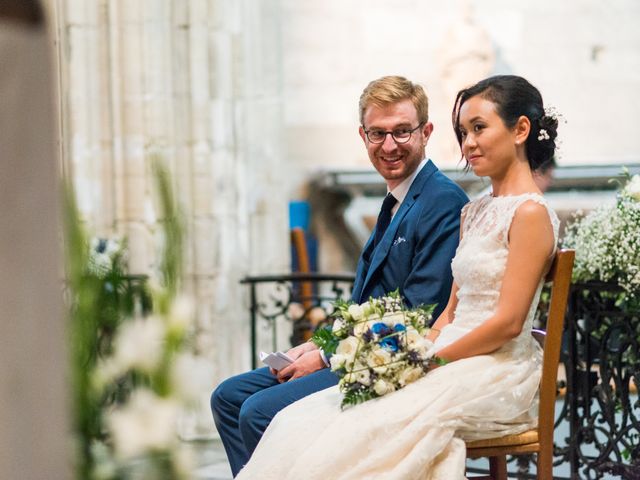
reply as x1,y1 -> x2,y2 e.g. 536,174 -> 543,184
290,227 -> 315,341
465,248 -> 575,480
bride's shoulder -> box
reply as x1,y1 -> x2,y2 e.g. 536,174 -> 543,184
511,197 -> 558,236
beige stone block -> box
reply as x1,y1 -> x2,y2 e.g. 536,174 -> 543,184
125,221 -> 155,275
209,99 -> 234,148
122,174 -> 148,219
192,174 -> 214,216
192,218 -> 218,275
118,0 -> 143,24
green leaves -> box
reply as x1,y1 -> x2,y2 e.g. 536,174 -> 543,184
311,326 -> 339,356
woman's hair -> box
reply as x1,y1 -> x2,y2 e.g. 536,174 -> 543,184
452,75 -> 558,171
359,76 -> 429,126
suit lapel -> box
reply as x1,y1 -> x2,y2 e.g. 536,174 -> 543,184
357,161 -> 436,298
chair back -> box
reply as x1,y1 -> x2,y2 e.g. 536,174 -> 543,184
291,227 -> 311,275
536,249 -> 575,457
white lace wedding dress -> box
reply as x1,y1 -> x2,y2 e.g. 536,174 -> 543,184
237,194 -> 559,480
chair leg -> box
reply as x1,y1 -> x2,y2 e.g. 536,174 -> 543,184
536,450 -> 553,480
489,455 -> 507,480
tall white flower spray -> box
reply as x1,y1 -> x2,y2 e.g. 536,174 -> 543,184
65,157 -> 204,479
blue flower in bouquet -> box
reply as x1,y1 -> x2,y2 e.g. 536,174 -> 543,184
394,323 -> 406,332
379,336 -> 399,352
371,322 -> 391,336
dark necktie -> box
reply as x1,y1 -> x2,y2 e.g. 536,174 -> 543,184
373,193 -> 397,248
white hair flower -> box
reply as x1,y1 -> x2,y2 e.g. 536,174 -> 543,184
537,129 -> 550,141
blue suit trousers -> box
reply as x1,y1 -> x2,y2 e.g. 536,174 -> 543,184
211,367 -> 339,476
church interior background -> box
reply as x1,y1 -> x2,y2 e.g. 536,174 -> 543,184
1,0 -> 639,478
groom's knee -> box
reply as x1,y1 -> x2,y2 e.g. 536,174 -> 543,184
238,394 -> 272,453
210,377 -> 237,423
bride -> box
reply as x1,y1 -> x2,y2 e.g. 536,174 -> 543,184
236,75 -> 561,479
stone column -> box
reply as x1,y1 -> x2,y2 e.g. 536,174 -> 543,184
0,4 -> 68,478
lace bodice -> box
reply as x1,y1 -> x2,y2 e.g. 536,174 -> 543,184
445,193 -> 560,357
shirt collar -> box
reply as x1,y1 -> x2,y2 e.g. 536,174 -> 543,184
389,159 -> 427,215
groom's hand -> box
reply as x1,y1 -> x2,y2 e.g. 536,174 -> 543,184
268,341 -> 317,376
276,349 -> 325,383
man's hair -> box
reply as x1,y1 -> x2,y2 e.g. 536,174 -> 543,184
359,76 -> 429,126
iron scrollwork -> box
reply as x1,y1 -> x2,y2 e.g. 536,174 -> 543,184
240,272 -> 355,369
557,282 -> 640,479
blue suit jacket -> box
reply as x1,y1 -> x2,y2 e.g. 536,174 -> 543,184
351,160 -> 468,320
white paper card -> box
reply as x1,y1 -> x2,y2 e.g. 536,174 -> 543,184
260,351 -> 294,371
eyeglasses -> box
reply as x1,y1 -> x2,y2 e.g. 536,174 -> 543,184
362,123 -> 424,144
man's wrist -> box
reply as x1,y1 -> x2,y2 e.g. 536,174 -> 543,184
318,349 -> 330,368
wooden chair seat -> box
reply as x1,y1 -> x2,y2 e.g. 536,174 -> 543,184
466,429 -> 538,450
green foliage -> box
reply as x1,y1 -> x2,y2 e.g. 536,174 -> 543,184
311,326 -> 339,356
341,385 -> 377,409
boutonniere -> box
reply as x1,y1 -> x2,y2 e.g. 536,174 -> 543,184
392,237 -> 406,247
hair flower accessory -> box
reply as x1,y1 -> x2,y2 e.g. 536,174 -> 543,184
538,129 -> 550,141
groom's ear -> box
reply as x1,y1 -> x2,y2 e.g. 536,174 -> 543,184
514,115 -> 531,145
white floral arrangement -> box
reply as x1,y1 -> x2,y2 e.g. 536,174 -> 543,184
562,171 -> 640,298
311,291 -> 444,409
66,159 -> 211,479
87,237 -> 125,277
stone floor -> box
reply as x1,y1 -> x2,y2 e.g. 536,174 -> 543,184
187,438 -> 232,480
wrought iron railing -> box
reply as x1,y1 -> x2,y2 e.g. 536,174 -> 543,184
556,282 -> 640,479
240,272 -> 355,368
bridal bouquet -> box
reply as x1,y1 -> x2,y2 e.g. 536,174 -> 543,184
312,291 -> 445,409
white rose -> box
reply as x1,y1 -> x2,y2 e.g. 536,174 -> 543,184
398,366 -> 424,387
625,175 -> 640,201
406,328 -> 423,346
348,304 -> 365,321
342,372 -> 357,384
112,316 -> 165,374
332,318 -> 345,335
373,379 -> 395,396
329,353 -> 346,371
336,336 -> 360,365
107,389 -> 179,460
366,348 -> 392,374
382,312 -> 405,327
353,320 -> 369,337
355,367 -> 371,386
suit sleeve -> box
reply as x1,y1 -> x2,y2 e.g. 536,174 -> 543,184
402,188 -> 467,320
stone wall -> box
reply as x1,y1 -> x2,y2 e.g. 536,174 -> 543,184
281,0 -> 640,184
54,0 -> 287,437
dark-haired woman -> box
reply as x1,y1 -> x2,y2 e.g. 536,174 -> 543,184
236,75 -> 561,479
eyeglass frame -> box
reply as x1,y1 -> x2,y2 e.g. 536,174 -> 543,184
361,122 -> 425,144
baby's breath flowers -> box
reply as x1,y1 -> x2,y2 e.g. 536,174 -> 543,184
562,171 -> 640,298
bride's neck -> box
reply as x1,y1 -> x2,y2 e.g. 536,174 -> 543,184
490,162 -> 539,197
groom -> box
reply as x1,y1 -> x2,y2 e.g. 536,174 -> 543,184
211,76 -> 469,476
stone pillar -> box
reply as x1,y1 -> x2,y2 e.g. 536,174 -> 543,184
0,4 -> 68,478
